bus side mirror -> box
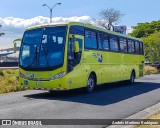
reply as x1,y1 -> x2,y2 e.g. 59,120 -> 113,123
14,42 -> 17,53
74,41 -> 80,53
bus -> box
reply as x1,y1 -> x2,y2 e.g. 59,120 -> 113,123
19,22 -> 144,93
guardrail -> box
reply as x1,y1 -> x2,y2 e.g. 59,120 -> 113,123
0,62 -> 18,67
0,67 -> 18,69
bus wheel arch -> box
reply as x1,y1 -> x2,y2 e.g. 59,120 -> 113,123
86,71 -> 97,93
90,71 -> 97,85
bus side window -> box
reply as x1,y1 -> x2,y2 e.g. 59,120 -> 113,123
103,33 -> 109,50
128,39 -> 135,53
98,32 -> 109,50
139,42 -> 144,55
119,38 -> 127,53
91,31 -> 97,49
98,32 -> 103,50
135,41 -> 140,54
70,25 -> 84,36
109,35 -> 119,51
85,30 -> 92,49
85,29 -> 97,49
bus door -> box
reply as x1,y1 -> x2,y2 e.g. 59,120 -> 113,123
67,35 -> 83,72
66,35 -> 86,88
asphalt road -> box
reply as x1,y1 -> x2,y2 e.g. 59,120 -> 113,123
0,74 -> 160,128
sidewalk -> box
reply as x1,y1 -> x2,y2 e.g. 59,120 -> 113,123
107,102 -> 160,128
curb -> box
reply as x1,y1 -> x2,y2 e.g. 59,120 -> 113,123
107,102 -> 160,128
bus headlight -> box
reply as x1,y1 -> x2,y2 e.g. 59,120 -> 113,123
51,72 -> 65,80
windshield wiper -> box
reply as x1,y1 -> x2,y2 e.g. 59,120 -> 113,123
28,45 -> 39,67
41,43 -> 49,67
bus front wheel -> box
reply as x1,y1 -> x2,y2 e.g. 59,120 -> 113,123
86,74 -> 96,93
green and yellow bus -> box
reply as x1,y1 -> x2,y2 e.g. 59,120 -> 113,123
19,22 -> 144,93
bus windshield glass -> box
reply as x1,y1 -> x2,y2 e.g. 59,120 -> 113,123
20,26 -> 67,70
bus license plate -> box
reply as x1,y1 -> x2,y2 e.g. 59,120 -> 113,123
37,81 -> 42,86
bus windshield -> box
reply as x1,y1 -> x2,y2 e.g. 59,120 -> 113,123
19,26 -> 67,70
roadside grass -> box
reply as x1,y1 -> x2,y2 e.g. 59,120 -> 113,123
137,112 -> 160,128
144,66 -> 158,75
0,69 -> 26,94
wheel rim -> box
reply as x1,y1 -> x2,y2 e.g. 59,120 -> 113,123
131,73 -> 135,83
88,78 -> 94,90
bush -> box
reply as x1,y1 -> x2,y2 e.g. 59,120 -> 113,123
0,70 -> 4,76
144,66 -> 158,75
0,69 -> 27,94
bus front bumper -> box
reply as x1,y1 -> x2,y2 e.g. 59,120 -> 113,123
19,77 -> 68,91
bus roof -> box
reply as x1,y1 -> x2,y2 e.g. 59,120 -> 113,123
26,22 -> 141,41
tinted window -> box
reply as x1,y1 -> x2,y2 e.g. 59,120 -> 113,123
119,38 -> 127,52
103,34 -> 109,50
70,25 -> 84,35
85,30 -> 97,49
98,32 -> 109,50
85,30 -> 91,48
139,42 -> 144,54
98,33 -> 103,49
20,26 -> 66,70
109,35 -> 119,51
128,40 -> 135,53
91,31 -> 97,49
135,41 -> 140,54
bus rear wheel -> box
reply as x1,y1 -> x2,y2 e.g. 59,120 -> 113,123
86,74 -> 96,93
129,71 -> 135,84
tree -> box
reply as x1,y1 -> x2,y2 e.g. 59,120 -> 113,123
95,8 -> 124,30
130,20 -> 160,38
142,32 -> 160,63
0,25 -> 5,36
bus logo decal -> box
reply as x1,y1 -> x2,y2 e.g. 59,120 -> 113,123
24,80 -> 28,85
92,53 -> 103,63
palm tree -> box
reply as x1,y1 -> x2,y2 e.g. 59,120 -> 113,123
0,25 -> 5,36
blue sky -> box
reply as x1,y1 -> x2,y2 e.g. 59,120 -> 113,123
0,0 -> 160,26
0,0 -> 160,44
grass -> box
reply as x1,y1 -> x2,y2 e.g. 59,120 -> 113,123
137,112 -> 160,128
0,69 -> 26,94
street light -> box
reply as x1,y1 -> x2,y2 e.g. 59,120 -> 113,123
42,3 -> 61,23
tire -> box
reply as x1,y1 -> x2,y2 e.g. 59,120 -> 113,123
86,74 -> 96,93
129,71 -> 135,84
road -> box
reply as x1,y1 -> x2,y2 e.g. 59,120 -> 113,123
0,75 -> 160,128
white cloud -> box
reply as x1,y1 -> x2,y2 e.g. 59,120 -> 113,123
0,15 -> 133,44
0,16 -> 91,44
0,16 -> 91,28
